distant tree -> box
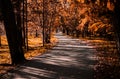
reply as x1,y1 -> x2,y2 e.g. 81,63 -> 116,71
0,0 -> 26,65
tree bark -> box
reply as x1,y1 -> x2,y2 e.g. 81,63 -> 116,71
76,30 -> 80,38
16,0 -> 25,49
112,1 -> 120,53
0,35 -> 1,46
0,0 -> 26,65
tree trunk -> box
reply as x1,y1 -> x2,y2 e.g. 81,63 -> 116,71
45,33 -> 50,43
16,0 -> 24,49
113,2 -> 120,53
22,0 -> 27,49
0,0 -> 26,65
0,35 -> 1,46
76,30 -> 80,38
25,0 -> 28,50
66,28 -> 69,35
62,27 -> 65,33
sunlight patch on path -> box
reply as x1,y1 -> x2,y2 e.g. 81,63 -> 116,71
57,44 -> 94,48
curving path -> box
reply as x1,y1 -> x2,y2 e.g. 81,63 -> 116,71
2,32 -> 97,79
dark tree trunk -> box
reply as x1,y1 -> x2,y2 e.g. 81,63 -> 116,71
45,33 -> 50,43
76,30 -> 80,38
25,0 -> 28,50
16,0 -> 24,49
0,35 -> 1,46
62,27 -> 66,33
66,28 -> 69,35
35,29 -> 38,37
0,0 -> 26,65
21,0 -> 28,50
112,0 -> 120,54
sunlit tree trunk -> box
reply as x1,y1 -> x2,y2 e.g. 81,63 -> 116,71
0,0 -> 26,65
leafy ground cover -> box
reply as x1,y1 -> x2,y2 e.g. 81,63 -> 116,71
85,37 -> 120,79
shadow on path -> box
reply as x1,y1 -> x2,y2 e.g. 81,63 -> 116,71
1,32 -> 97,79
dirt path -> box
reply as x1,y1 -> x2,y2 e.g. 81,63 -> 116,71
1,32 -> 97,79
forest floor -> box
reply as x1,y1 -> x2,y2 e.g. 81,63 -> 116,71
0,32 -> 120,79
78,36 -> 120,79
